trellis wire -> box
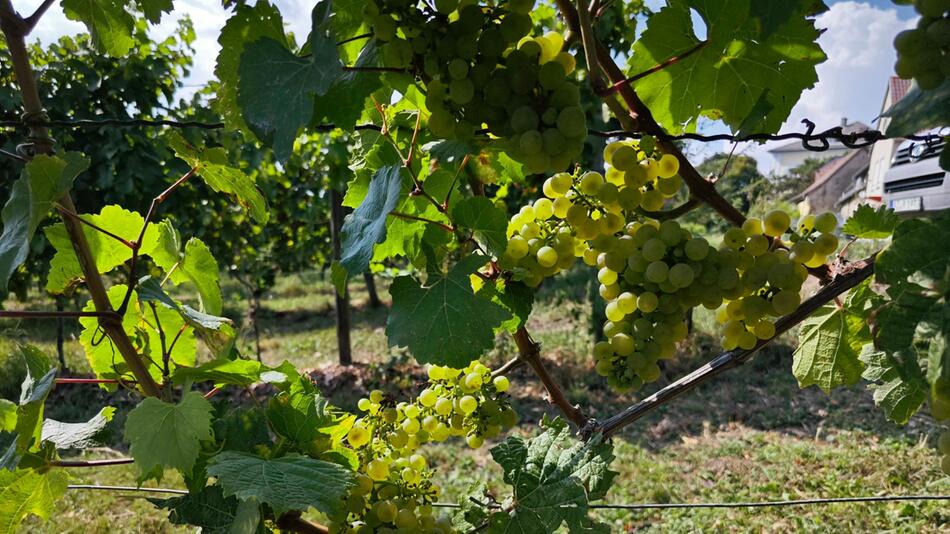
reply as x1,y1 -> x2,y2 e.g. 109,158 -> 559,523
0,117 -> 944,153
65,485 -> 950,510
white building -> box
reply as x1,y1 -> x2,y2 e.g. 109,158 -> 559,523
766,118 -> 863,176
866,76 -> 912,204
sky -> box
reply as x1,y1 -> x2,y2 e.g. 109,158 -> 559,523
16,0 -> 919,175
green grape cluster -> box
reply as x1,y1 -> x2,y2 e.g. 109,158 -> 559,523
496,139 -> 844,392
331,362 -> 515,532
498,139 -> 683,287
713,210 -> 840,350
366,0 -> 586,173
893,0 -> 950,90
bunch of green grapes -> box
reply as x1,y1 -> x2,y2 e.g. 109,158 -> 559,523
365,0 -> 586,174
892,0 -> 949,90
332,362 -> 515,532
498,141 -> 684,288
714,210 -> 840,350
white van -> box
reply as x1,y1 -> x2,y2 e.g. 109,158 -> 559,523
882,129 -> 948,213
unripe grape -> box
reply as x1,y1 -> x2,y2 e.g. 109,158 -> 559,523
742,218 -> 764,236
745,234 -> 769,256
366,459 -> 390,481
753,320 -> 776,340
347,424 -> 371,448
611,145 -> 640,172
401,417 -> 420,434
598,267 -> 618,285
813,211 -> 838,233
493,375 -> 510,392
578,171 -> 604,195
404,403 -> 419,418
657,153 -> 680,178
610,333 -> 635,355
464,372 -> 483,389
763,210 -> 791,237
669,263 -> 695,288
536,246 -> 558,267
617,292 -> 638,314
556,106 -> 587,137
637,291 -> 659,313
466,434 -> 484,448
723,228 -> 747,250
506,235 -> 529,259
813,233 -> 839,256
645,260 -> 670,283
640,189 -> 664,211
790,239 -> 815,263
771,290 -> 800,315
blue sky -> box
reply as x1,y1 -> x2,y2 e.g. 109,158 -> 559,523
20,0 -> 918,174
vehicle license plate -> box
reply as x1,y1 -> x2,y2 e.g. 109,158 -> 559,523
889,197 -> 922,212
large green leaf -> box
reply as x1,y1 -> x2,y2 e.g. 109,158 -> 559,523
44,205 -> 159,294
61,0 -> 135,56
311,41 -> 382,130
859,346 -> 927,425
792,304 -> 866,392
627,0 -> 827,134
340,165 -> 406,276
453,196 -> 508,256
0,152 -> 88,290
0,402 -> 14,433
0,468 -> 68,534
841,204 -> 898,239
386,255 -> 511,367
882,79 -> 950,137
136,0 -> 173,24
152,236 -> 223,316
478,419 -> 615,533
41,407 -> 115,450
150,484 -> 262,534
124,392 -> 214,479
167,132 -> 268,223
214,1 -> 287,135
206,451 -> 354,516
137,276 -> 235,358
236,3 -> 343,160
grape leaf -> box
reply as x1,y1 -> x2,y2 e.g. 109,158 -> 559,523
476,279 -> 535,333
150,484 -> 262,534
873,288 -> 941,354
266,374 -> 355,456
386,255 -> 511,367
237,3 -> 343,161
330,261 -> 348,297
0,152 -> 88,290
882,79 -> 950,137
483,419 -> 615,533
137,276 -> 235,358
166,132 -> 268,223
453,197 -> 508,256
0,402 -> 14,433
41,407 -> 115,450
792,304 -> 867,392
627,0 -> 827,134
206,451 -> 354,516
124,392 -> 214,479
340,165 -> 405,276
875,213 -> 950,288
136,0 -> 173,25
212,407 -> 272,454
859,346 -> 927,425
166,237 -> 222,315
311,41 -> 382,131
44,205 -> 159,294
61,0 -> 135,56
841,204 -> 899,239
0,468 -> 68,533
8,345 -> 56,460
172,359 -> 263,387
214,1 -> 287,135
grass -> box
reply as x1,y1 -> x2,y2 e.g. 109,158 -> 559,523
3,265 -> 949,533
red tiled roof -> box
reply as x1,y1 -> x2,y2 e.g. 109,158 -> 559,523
889,76 -> 912,105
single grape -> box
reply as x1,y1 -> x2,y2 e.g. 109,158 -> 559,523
493,375 -> 510,392
536,246 -> 558,267
813,211 -> 838,233
366,459 -> 390,481
657,153 -> 680,178
763,210 -> 791,237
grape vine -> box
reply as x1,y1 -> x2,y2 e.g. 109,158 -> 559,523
0,0 -> 947,533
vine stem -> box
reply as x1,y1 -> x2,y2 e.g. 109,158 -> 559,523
512,326 -> 589,427
592,256 -> 876,438
0,1 -> 162,397
51,458 -> 134,467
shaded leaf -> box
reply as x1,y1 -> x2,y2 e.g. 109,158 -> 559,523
453,197 -> 508,256
237,4 -> 343,160
387,255 -> 511,367
859,346 -> 927,424
61,0 -> 135,56
150,484 -> 261,534
0,152 -> 88,290
875,213 -> 950,288
207,451 -> 353,516
340,165 -> 405,276
882,79 -> 950,137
